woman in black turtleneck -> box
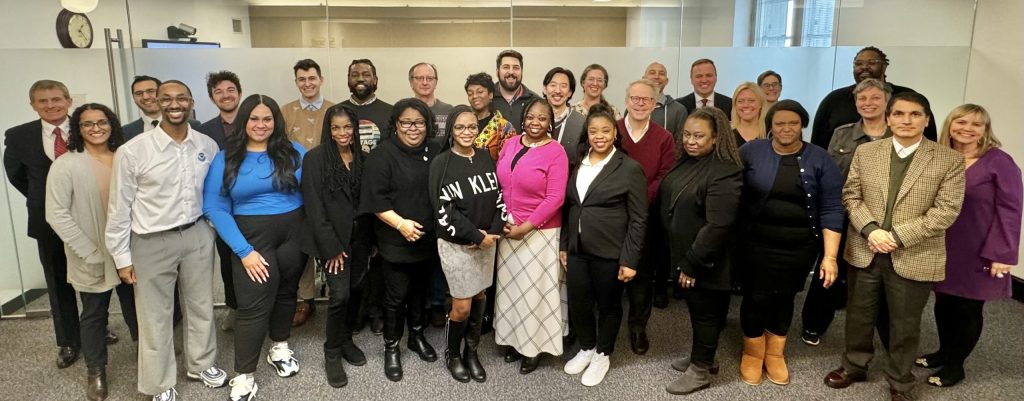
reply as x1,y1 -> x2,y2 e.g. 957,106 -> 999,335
361,98 -> 442,382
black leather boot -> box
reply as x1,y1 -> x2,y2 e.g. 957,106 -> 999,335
445,319 -> 470,382
383,309 -> 404,381
464,297 -> 487,382
408,325 -> 438,362
86,366 -> 107,401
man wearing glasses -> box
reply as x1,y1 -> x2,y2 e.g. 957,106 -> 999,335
123,75 -> 200,140
106,81 -> 226,401
617,79 -> 677,356
810,46 -> 937,149
409,62 -> 454,139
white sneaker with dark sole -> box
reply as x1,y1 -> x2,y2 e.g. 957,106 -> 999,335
267,343 -> 300,377
152,387 -> 177,401
228,374 -> 258,401
187,366 -> 227,388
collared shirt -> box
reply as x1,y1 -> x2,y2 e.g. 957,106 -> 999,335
553,106 -> 571,142
106,126 -> 219,268
576,148 -> 616,232
41,118 -> 70,161
503,85 -> 524,105
624,118 -> 650,143
697,94 -> 713,108
299,95 -> 325,111
142,115 -> 162,132
348,96 -> 377,107
893,137 -> 923,159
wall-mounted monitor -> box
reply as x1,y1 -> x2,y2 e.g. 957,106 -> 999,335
142,39 -> 221,48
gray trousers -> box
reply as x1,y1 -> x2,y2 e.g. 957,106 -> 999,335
132,222 -> 217,395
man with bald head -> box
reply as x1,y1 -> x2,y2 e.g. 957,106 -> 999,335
106,80 -> 226,400
642,62 -> 689,144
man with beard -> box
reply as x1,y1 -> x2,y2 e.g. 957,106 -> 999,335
491,49 -> 538,130
106,80 -> 226,400
810,46 -> 936,149
198,70 -> 242,332
281,59 -> 335,327
409,62 -> 454,139
642,62 -> 689,144
341,58 -> 393,152
123,75 -> 200,139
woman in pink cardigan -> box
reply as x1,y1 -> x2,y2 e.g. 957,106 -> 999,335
493,98 -> 570,374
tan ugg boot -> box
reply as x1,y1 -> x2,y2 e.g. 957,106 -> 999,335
764,331 -> 790,385
740,335 -> 766,385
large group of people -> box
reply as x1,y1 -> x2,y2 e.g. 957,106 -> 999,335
3,45 -> 1020,401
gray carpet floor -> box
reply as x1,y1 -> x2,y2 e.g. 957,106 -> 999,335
1,290 -> 1022,401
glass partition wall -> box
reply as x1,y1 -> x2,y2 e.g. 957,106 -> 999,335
0,0 -> 979,318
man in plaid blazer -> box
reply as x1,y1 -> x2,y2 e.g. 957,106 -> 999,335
824,92 -> 965,401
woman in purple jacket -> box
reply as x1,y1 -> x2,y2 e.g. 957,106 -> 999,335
917,104 -> 1023,387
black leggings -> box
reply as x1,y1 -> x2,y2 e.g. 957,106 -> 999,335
324,240 -> 371,356
382,256 -> 438,339
933,292 -> 985,370
684,288 -> 731,367
566,253 -> 624,355
740,291 -> 797,338
232,209 -> 307,373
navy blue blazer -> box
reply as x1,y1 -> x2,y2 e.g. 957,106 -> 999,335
197,116 -> 230,150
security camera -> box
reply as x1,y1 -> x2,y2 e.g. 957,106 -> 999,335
167,23 -> 197,40
178,23 -> 197,35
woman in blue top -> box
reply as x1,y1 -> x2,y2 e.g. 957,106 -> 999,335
203,94 -> 306,401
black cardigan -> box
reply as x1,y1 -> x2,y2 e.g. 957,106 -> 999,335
301,145 -> 374,259
657,155 -> 743,291
559,150 -> 648,268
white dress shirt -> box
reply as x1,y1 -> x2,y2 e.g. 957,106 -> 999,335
893,137 -> 923,159
41,118 -> 70,161
576,147 -> 616,213
142,115 -> 162,132
696,94 -> 714,108
105,127 -> 219,268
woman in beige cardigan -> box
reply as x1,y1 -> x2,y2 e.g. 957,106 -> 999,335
45,103 -> 138,401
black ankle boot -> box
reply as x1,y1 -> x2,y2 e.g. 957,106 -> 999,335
445,319 -> 470,382
86,366 -> 107,401
464,297 -> 487,382
383,339 -> 403,382
408,325 -> 438,362
324,354 -> 348,388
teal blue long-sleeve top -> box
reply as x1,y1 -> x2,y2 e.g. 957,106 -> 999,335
203,141 -> 306,258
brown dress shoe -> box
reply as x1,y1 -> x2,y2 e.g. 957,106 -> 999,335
87,366 -> 108,400
292,301 -> 315,327
824,367 -> 867,389
890,388 -> 912,401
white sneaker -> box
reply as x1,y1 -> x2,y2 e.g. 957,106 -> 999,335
152,387 -> 177,401
581,352 -> 610,387
564,348 -> 596,375
229,374 -> 258,401
186,366 -> 227,388
267,342 -> 300,377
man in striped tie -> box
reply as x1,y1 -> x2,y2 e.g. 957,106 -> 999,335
3,79 -> 81,369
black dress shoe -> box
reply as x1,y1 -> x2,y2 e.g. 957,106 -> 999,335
504,347 -> 522,363
56,347 -> 79,369
86,366 -> 107,401
824,367 -> 867,389
630,330 -> 650,355
105,331 -> 118,345
371,316 -> 384,335
518,355 -> 540,374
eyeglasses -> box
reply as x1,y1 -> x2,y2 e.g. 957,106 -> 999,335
411,76 -> 437,83
853,59 -> 885,68
453,124 -> 479,133
158,96 -> 192,106
629,96 -> 655,105
398,120 -> 427,129
80,120 -> 110,130
132,88 -> 157,97
760,82 -> 781,89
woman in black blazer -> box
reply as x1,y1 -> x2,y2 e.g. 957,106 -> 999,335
659,108 -> 743,395
558,104 -> 648,387
301,104 -> 373,388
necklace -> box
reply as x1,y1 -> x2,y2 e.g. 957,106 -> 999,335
523,136 -> 551,148
453,148 -> 475,163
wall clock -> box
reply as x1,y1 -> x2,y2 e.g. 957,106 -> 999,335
56,9 -> 93,48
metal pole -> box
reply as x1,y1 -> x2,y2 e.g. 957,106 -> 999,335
104,28 -> 120,116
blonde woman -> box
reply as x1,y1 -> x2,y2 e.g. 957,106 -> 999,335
730,82 -> 768,146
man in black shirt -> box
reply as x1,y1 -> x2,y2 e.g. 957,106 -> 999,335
341,59 -> 393,152
810,46 -> 937,149
490,49 -> 538,130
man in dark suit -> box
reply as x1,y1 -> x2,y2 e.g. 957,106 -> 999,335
3,79 -> 81,368
123,75 -> 200,139
491,49 -> 539,130
675,59 -> 732,118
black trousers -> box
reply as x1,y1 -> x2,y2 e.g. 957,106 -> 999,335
324,240 -> 371,356
80,284 -> 138,369
567,254 -> 624,355
382,256 -> 437,339
215,236 -> 237,309
359,255 -> 384,321
37,235 -> 80,349
231,210 -> 307,373
684,288 -> 731,367
740,291 -> 797,338
801,255 -> 848,335
933,292 -> 985,370
626,228 -> 656,331
842,255 -> 933,393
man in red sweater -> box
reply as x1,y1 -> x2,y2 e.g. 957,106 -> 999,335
616,79 -> 677,355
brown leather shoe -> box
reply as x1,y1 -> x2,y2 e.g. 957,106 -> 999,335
86,366 -> 108,400
890,388 -> 912,401
292,301 -> 315,327
824,367 -> 867,389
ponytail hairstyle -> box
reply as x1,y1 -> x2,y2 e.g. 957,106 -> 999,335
572,103 -> 622,172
